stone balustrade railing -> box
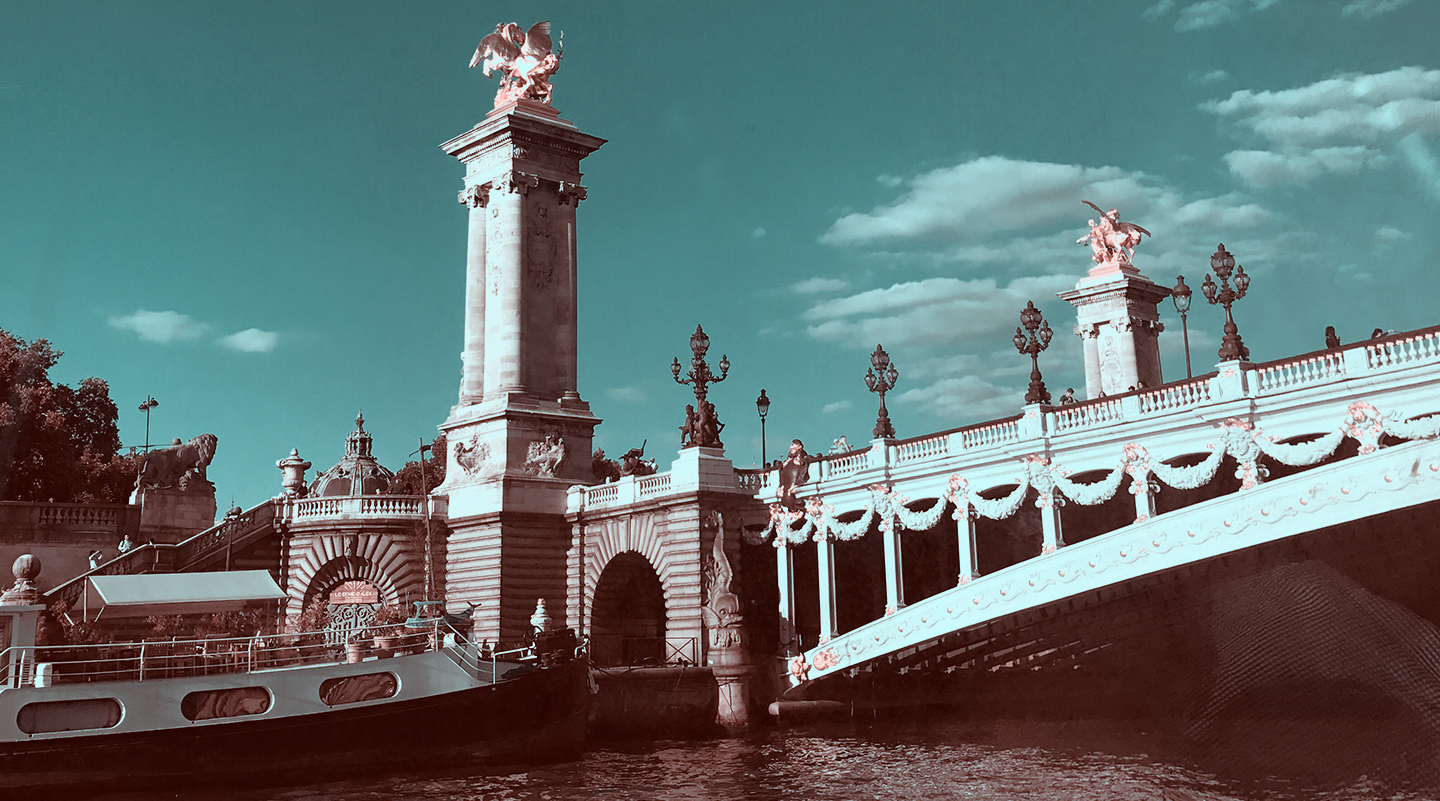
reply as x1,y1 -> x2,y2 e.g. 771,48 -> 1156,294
0,502 -> 129,531
282,494 -> 440,522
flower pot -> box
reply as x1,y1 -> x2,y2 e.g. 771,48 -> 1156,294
373,635 -> 399,658
345,641 -> 368,664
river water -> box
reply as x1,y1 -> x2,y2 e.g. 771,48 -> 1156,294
96,714 -> 1440,801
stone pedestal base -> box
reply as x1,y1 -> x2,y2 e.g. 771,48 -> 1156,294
130,488 -> 216,544
1059,271 -> 1169,399
709,645 -> 755,732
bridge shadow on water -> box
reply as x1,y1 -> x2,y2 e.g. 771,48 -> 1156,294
801,544 -> 1440,795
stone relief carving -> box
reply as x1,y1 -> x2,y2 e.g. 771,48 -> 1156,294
453,436 -> 491,475
701,511 -> 745,651
136,433 -> 219,493
522,434 -> 567,477
528,205 -> 558,290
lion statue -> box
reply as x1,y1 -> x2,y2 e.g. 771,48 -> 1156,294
136,433 -> 219,492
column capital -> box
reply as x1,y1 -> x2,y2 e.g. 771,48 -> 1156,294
557,181 -> 588,205
502,171 -> 540,195
458,182 -> 491,209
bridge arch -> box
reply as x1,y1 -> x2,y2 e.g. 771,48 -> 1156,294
589,551 -> 667,665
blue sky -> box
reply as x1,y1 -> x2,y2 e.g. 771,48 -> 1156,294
3,1 -> 1437,510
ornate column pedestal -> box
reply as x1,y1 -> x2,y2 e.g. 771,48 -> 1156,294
436,99 -> 606,643
1059,270 -> 1168,399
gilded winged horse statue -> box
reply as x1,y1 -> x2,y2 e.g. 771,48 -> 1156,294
470,21 -> 561,108
1077,200 -> 1152,268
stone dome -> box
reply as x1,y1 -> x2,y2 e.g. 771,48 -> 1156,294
308,413 -> 396,497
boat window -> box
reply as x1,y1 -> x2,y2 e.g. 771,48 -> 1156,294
180,687 -> 272,721
17,698 -> 122,734
319,672 -> 398,706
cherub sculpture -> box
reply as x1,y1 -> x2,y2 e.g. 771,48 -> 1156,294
469,21 -> 562,108
1077,201 -> 1151,268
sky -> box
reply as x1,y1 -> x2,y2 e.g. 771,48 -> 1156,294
2,0 -> 1438,512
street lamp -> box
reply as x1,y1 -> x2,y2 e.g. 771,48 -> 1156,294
1013,301 -> 1054,405
1201,243 -> 1251,362
138,396 -> 159,450
671,325 -> 730,448
864,345 -> 900,439
755,389 -> 770,466
1172,275 -> 1193,379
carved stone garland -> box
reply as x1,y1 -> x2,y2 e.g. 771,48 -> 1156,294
745,401 -> 1440,548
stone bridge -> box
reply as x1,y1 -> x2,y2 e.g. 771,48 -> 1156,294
562,325 -> 1440,697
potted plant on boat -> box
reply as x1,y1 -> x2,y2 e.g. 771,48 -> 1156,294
344,632 -> 370,664
371,605 -> 407,658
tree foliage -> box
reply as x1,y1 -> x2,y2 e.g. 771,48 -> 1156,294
387,433 -> 446,495
0,328 -> 137,503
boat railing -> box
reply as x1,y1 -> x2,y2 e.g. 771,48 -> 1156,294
0,618 -> 464,689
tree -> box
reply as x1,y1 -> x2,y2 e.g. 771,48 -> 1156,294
387,433 -> 446,496
0,328 -> 137,503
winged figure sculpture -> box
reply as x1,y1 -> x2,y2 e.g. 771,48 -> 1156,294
1077,200 -> 1152,268
470,21 -> 562,108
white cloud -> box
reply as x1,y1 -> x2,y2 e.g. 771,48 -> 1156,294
821,400 -> 853,414
1190,69 -> 1232,85
606,386 -> 648,403
1206,67 -> 1440,188
1222,146 -> 1387,186
1145,0 -> 1281,31
791,277 -> 851,295
819,157 -> 1276,276
1374,225 -> 1412,248
752,227 -> 767,238
896,375 -> 1023,422
1342,0 -> 1412,18
108,310 -> 208,343
218,328 -> 279,353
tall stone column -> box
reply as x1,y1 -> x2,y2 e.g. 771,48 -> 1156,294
816,537 -> 838,642
881,525 -> 904,615
437,99 -> 607,643
458,184 -> 489,403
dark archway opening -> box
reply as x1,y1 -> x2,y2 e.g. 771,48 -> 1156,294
590,552 -> 667,666
974,485 -> 1043,575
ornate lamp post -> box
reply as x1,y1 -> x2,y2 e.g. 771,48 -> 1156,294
1201,243 -> 1251,362
755,389 -> 770,465
1013,301 -> 1054,405
1172,275 -> 1193,379
671,325 -> 730,447
138,396 -> 159,450
864,345 -> 900,439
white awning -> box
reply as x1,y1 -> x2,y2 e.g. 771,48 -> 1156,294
83,571 -> 287,619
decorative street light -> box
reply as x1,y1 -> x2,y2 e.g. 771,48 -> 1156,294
1013,301 -> 1054,405
864,345 -> 900,439
755,389 -> 770,466
671,325 -> 730,448
138,396 -> 159,450
1172,275 -> 1193,379
1201,243 -> 1251,362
